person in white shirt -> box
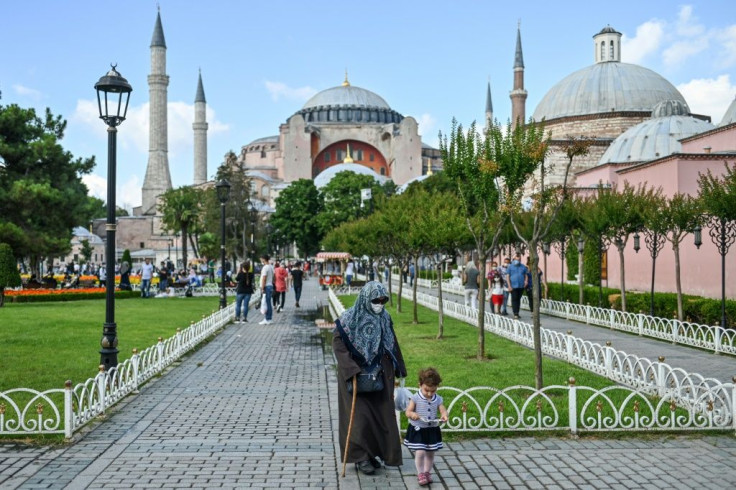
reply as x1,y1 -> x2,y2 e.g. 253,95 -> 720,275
140,258 -> 154,298
259,255 -> 274,324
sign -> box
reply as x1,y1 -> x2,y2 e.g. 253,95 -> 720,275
360,188 -> 372,201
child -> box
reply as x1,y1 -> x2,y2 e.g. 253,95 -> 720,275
404,367 -> 448,486
488,262 -> 505,314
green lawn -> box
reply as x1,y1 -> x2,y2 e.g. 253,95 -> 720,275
0,296 -> 226,391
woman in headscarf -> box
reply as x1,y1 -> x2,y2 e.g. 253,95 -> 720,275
333,281 -> 407,475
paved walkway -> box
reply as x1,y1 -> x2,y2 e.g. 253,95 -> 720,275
1,279 -> 735,489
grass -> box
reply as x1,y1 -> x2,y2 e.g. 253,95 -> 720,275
0,296 -> 227,391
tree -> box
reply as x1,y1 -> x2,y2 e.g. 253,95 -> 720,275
0,102 -> 95,273
440,120 -> 507,361
79,238 -> 93,264
271,179 -> 323,258
316,171 -> 383,235
0,243 -> 21,307
158,186 -> 203,270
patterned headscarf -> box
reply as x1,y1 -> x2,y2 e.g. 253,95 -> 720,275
335,281 -> 398,368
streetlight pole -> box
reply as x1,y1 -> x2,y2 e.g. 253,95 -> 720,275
707,217 -> 736,328
94,65 -> 132,370
216,179 -> 231,309
643,229 -> 665,317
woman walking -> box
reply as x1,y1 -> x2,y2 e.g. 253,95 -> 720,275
234,261 -> 254,322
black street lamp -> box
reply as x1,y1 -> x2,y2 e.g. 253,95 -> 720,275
706,216 -> 736,328
249,201 -> 258,261
553,236 -> 567,301
643,229 -> 665,317
266,223 -> 273,256
216,179 -> 231,309
95,65 -> 132,370
633,230 -> 641,253
598,236 -> 610,308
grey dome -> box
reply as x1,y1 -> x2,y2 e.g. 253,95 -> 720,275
533,62 -> 687,121
720,95 -> 736,126
651,99 -> 689,118
303,85 -> 391,110
599,115 -> 714,164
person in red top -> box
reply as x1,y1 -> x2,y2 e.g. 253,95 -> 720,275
273,261 -> 289,312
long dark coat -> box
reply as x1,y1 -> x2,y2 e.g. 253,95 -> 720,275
333,329 -> 407,466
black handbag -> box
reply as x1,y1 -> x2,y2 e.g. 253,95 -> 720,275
347,363 -> 384,394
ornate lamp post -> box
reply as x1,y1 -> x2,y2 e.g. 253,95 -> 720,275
706,217 -> 736,328
266,223 -> 273,256
597,236 -> 611,308
95,65 -> 132,370
553,236 -> 567,301
249,201 -> 258,261
643,229 -> 665,317
216,179 -> 231,309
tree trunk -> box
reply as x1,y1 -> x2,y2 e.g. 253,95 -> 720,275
617,243 -> 627,312
436,261 -> 444,339
674,240 -> 683,321
412,256 -> 419,324
530,247 -> 544,390
578,246 -> 584,304
388,263 -> 393,307
396,260 -> 403,313
477,249 -> 487,360
0,288 -> 5,307
181,223 -> 189,271
189,233 -> 199,259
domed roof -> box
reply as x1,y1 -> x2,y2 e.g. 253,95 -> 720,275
720,95 -> 736,126
599,110 -> 715,165
533,62 -> 687,121
313,163 -> 388,189
303,84 -> 391,110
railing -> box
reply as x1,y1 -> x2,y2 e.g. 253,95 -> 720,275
0,298 -> 256,437
328,288 -> 735,430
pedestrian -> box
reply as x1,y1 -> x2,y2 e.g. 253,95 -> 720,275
273,261 -> 288,312
258,255 -> 274,325
404,367 -> 449,486
487,261 -> 505,314
235,261 -> 254,322
158,261 -> 169,292
462,259 -> 480,310
525,259 -> 547,313
140,258 -> 154,298
333,281 -> 407,475
498,257 -> 510,315
409,263 -> 415,287
345,259 -> 354,287
290,261 -> 304,308
505,254 -> 529,319
98,264 -> 107,288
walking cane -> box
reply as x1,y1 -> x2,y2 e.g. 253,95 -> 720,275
341,376 -> 358,477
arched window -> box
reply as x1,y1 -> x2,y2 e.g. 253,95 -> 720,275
610,40 -> 614,59
601,41 -> 605,60
260,150 -> 266,158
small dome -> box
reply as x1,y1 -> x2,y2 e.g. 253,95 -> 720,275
303,84 -> 391,110
651,100 -> 689,118
599,115 -> 715,164
313,163 -> 388,189
596,25 -> 620,35
720,95 -> 736,126
533,62 -> 687,121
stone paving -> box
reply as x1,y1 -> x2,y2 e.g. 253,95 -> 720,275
1,278 -> 735,489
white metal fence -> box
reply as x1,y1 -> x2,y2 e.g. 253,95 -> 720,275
329,288 -> 736,433
0,300 -> 247,438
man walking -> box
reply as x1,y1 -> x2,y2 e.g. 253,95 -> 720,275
290,261 -> 304,308
505,254 -> 529,319
140,258 -> 154,298
259,255 -> 274,325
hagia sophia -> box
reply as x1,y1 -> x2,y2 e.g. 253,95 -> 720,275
79,10 -> 735,299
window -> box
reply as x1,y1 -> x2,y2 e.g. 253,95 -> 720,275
261,185 -> 270,198
324,152 -> 330,163
336,150 -> 345,162
610,40 -> 614,59
380,167 -> 385,176
140,242 -> 145,249
369,153 -> 375,162
260,150 -> 266,158
600,41 -> 605,60
355,149 -> 363,161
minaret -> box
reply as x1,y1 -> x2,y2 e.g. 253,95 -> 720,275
510,22 -> 528,130
485,79 -> 494,132
141,9 -> 172,215
193,70 -> 208,185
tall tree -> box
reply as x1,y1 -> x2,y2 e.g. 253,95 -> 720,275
316,171 -> 383,235
440,120 -> 506,361
0,102 -> 95,273
0,243 -> 21,307
158,186 -> 203,270
271,179 -> 323,258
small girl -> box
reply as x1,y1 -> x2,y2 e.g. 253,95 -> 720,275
404,367 -> 448,486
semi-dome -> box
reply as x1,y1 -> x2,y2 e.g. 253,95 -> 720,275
599,110 -> 714,164
533,62 -> 687,121
313,163 -> 388,189
720,95 -> 736,126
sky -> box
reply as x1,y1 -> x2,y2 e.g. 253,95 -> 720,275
2,1 -> 735,210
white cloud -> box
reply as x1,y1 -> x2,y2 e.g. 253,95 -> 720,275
119,175 -> 142,209
416,113 -> 438,147
82,174 -> 107,200
675,5 -> 704,37
663,37 -> 709,66
677,74 -> 736,123
12,84 -> 42,100
716,24 -> 736,68
264,81 -> 318,102
621,20 -> 665,64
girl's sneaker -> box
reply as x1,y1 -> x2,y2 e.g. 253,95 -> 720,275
418,472 -> 429,486
425,472 -> 433,483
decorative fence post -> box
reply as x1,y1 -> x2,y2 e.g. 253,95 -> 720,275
714,326 -> 721,355
568,378 -> 577,436
64,380 -> 73,439
637,311 -> 644,336
566,300 -> 571,321
671,319 -> 678,345
566,330 -> 574,363
604,342 -> 613,378
586,304 -> 591,325
609,309 -> 615,329
732,376 -> 736,434
131,348 -> 140,394
96,365 -> 107,415
156,337 -> 164,373
657,357 -> 666,397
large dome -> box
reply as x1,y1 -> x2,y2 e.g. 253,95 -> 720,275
599,101 -> 714,164
303,84 -> 391,110
533,62 -> 687,121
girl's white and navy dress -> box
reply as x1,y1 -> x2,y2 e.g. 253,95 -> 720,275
404,392 -> 443,451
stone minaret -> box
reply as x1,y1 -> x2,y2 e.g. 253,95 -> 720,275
510,23 -> 528,130
141,10 -> 172,215
193,70 -> 208,185
485,80 -> 494,132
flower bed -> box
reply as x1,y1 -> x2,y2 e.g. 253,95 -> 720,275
5,288 -> 139,303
